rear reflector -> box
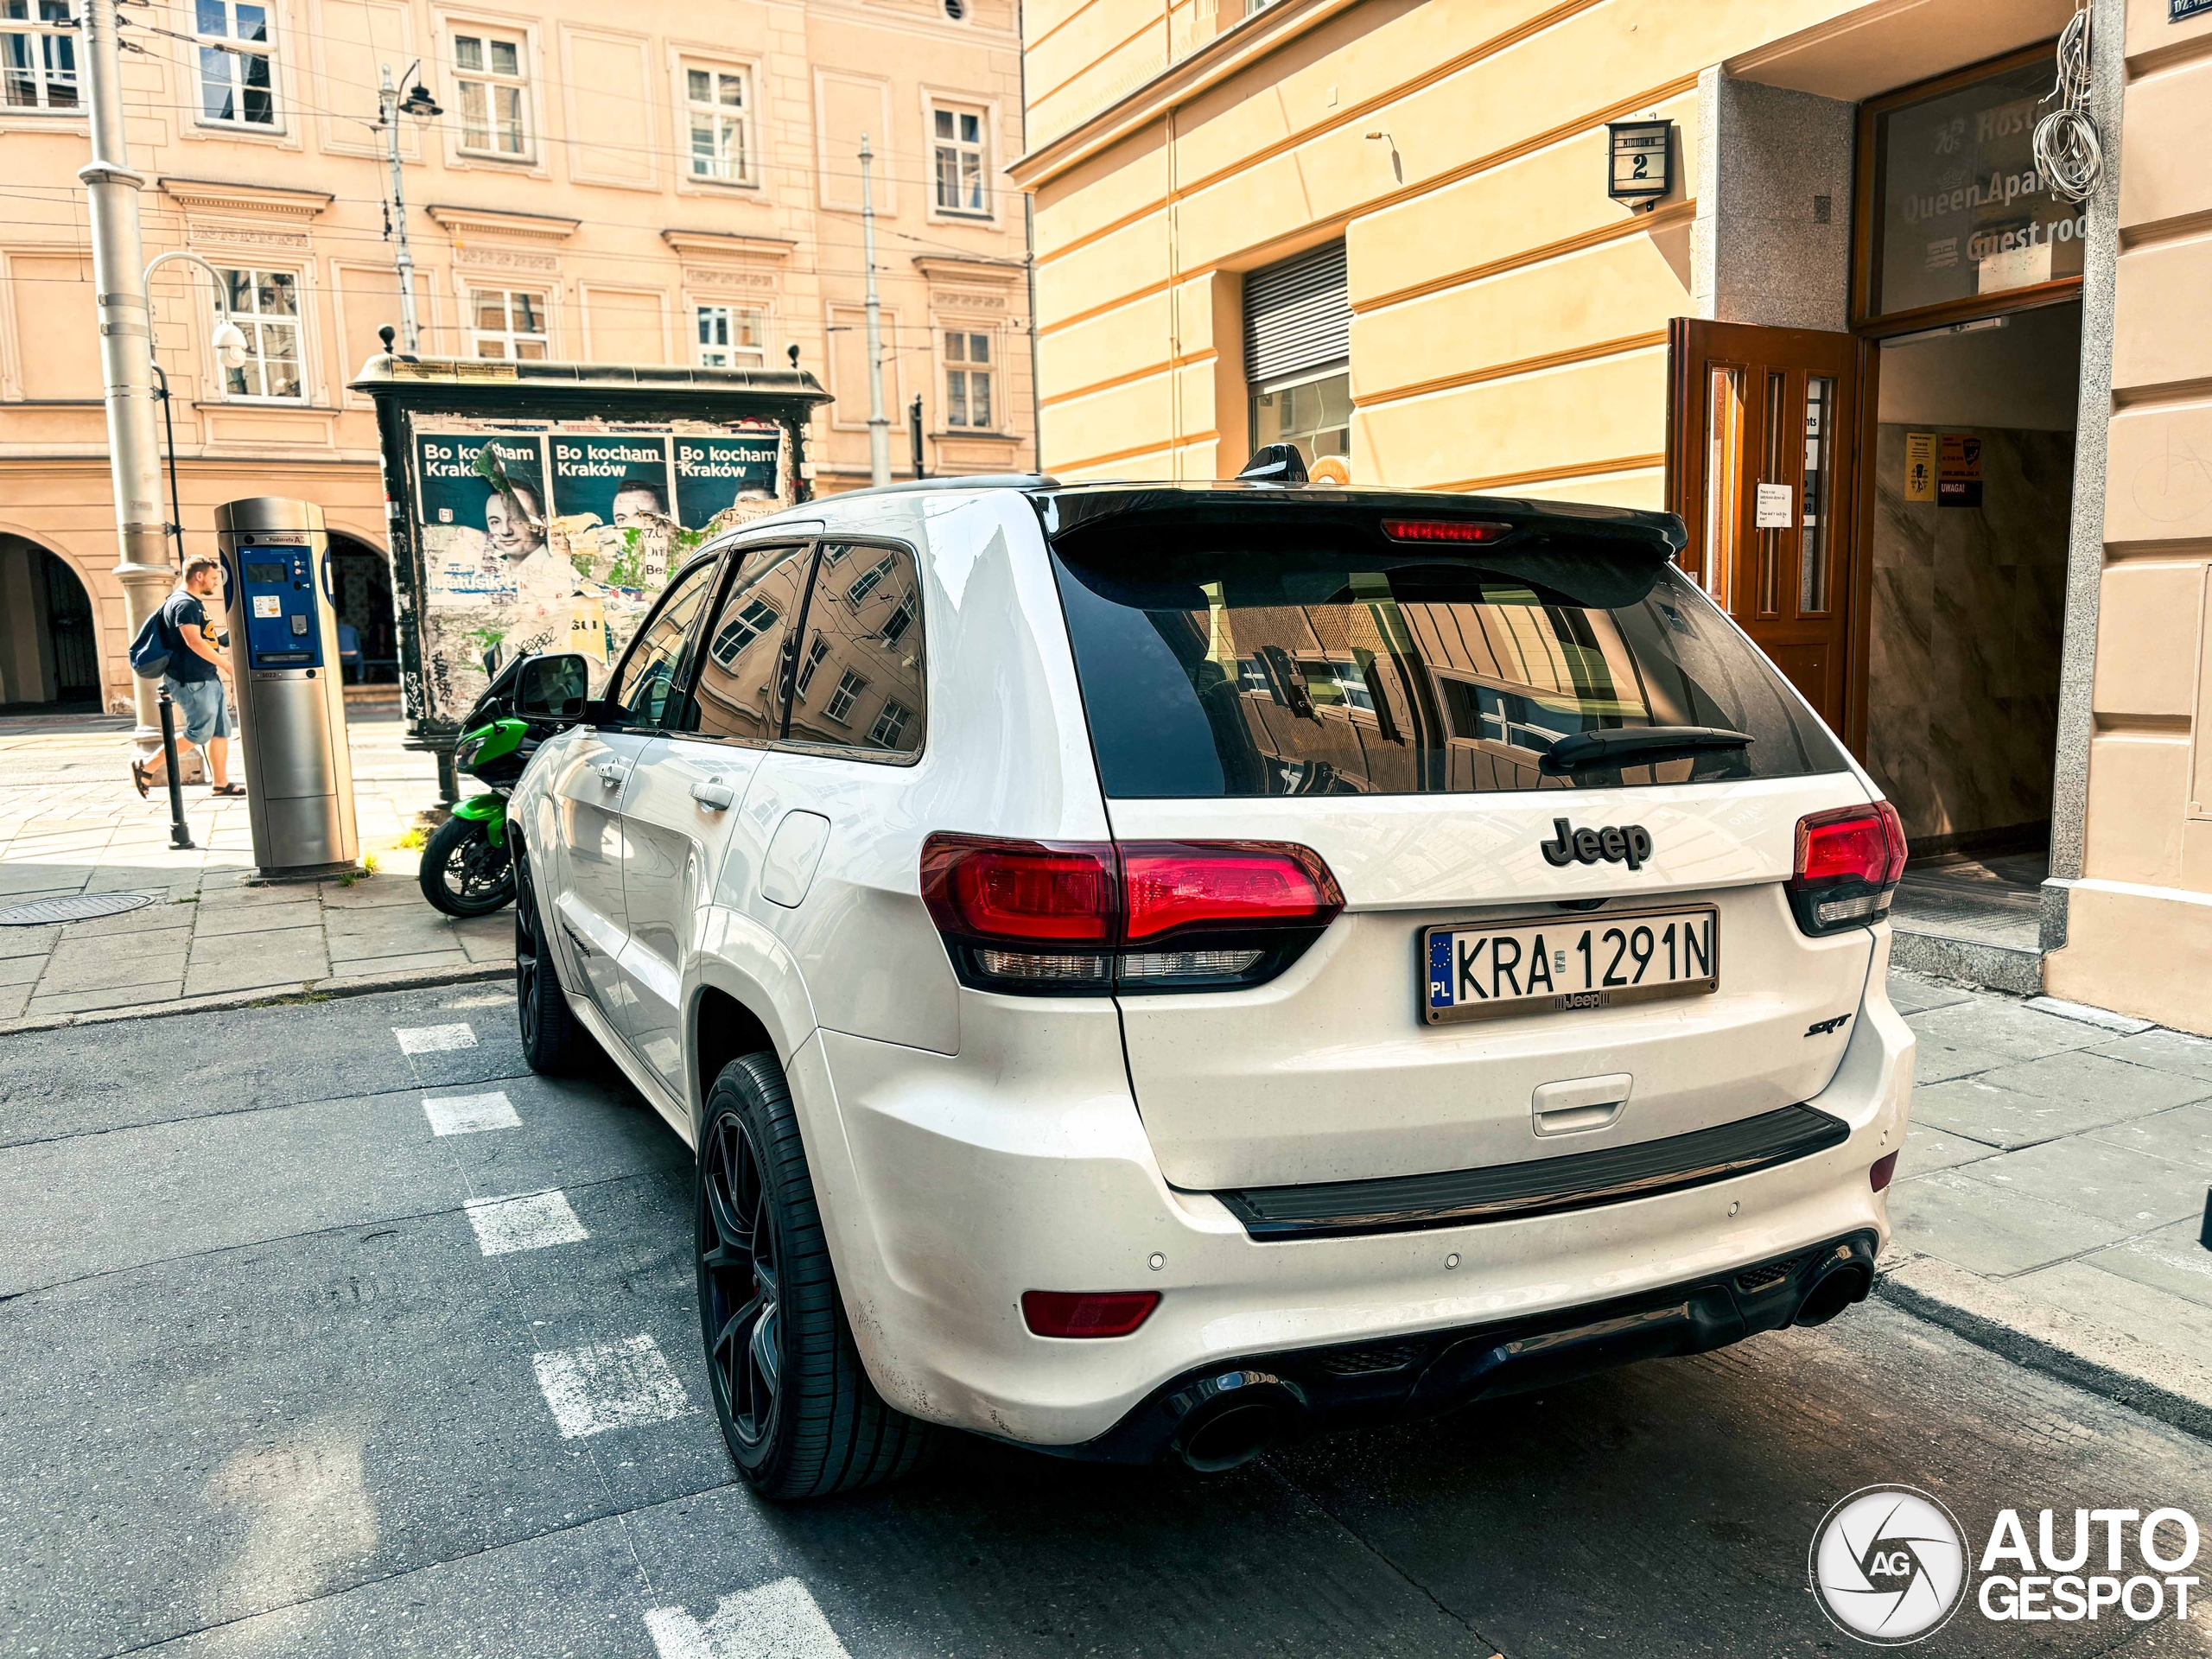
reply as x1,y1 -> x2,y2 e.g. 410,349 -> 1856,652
1020,1289 -> 1160,1338
1869,1152 -> 1898,1192
1788,802 -> 1907,938
1381,518 -> 1510,543
922,834 -> 1343,995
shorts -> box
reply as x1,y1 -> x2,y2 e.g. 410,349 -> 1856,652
163,676 -> 232,744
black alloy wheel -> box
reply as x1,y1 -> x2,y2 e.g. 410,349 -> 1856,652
699,1108 -> 782,1450
512,839 -> 588,1074
695,1054 -> 935,1500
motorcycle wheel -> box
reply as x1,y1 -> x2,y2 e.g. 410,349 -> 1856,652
418,812 -> 516,917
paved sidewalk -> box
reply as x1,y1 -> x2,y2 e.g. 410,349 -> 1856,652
0,709 -> 510,1028
1882,971 -> 2212,1435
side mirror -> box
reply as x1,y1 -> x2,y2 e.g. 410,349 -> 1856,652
516,652 -> 590,721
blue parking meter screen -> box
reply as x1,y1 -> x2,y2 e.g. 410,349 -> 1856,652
239,544 -> 322,671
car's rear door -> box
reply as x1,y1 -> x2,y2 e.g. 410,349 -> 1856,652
1046,501 -> 1882,1192
614,540 -> 817,1096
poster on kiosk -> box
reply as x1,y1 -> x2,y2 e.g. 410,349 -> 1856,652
353,346 -> 829,767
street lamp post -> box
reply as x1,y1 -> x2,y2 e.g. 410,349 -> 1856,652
378,64 -> 442,354
860,134 -> 891,487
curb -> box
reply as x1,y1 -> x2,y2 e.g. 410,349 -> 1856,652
0,959 -> 515,1035
1875,1254 -> 2212,1444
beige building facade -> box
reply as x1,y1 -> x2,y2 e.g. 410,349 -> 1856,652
1013,0 -> 2212,1032
0,0 -> 1033,711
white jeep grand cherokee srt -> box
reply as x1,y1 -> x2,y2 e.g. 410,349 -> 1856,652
505,476 -> 1915,1499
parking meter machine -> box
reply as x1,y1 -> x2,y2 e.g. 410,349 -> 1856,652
214,497 -> 361,879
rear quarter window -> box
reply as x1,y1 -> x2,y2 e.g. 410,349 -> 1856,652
1046,518 -> 1847,798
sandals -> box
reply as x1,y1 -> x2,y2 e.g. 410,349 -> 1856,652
212,783 -> 246,797
130,760 -> 151,799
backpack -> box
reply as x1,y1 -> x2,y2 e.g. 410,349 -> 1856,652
129,601 -> 177,680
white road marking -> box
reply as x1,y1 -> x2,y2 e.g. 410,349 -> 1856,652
532,1334 -> 693,1439
394,1022 -> 476,1054
423,1091 -> 520,1136
465,1189 -> 588,1255
644,1580 -> 852,1659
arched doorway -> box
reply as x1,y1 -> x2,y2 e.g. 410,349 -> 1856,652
328,533 -> 397,684
0,537 -> 100,714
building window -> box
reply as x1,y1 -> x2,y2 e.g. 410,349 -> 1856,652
694,304 -> 764,368
845,554 -> 894,607
1251,369 -> 1351,468
823,670 -> 866,724
792,633 -> 829,699
709,598 -> 779,667
194,0 -> 274,128
931,103 -> 988,216
219,268 -> 303,400
4,0 -> 79,111
878,596 -> 915,648
470,289 -> 548,359
868,700 -> 911,748
684,65 -> 752,184
454,32 -> 527,157
944,332 -> 992,429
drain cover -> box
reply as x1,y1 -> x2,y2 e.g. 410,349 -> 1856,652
0,892 -> 155,926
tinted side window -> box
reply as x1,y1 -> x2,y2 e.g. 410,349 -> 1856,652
783,540 -> 925,760
682,543 -> 814,743
604,558 -> 719,728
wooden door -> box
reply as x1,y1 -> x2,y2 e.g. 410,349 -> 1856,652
1666,320 -> 1868,746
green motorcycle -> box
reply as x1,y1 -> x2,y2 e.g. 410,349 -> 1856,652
418,655 -> 568,917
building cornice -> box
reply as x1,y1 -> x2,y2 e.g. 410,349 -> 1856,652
660,229 -> 798,261
157,176 -> 334,219
423,204 -> 581,244
912,254 -> 1025,284
1007,0 -> 1363,190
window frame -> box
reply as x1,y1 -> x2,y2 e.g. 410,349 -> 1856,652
3,0 -> 80,115
467,286 -> 551,359
925,94 -> 992,221
693,302 -> 766,369
943,328 -> 995,431
681,59 -> 756,187
191,0 -> 278,131
214,265 -> 308,404
667,538 -> 817,748
451,27 -> 532,161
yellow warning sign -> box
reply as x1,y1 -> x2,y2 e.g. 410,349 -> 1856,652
1904,433 -> 1936,504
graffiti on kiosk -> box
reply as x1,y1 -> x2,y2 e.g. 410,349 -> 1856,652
409,414 -> 789,722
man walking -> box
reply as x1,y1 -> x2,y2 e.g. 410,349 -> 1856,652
130,556 -> 242,798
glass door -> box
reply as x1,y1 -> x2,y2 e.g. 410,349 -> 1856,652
1667,319 -> 1866,746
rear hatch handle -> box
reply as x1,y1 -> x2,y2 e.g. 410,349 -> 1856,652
1533,1074 -> 1633,1138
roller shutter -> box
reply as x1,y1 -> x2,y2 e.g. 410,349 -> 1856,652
1243,242 -> 1350,387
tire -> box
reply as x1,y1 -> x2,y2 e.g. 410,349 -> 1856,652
696,1052 -> 935,1500
419,813 -> 515,918
513,838 -> 593,1075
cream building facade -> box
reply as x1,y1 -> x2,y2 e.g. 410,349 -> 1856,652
1012,0 -> 2212,1031
0,0 -> 1033,711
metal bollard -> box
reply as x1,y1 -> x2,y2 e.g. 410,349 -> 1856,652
2201,1187 -> 2212,1252
156,686 -> 195,850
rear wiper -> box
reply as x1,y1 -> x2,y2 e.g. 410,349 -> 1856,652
1539,725 -> 1753,775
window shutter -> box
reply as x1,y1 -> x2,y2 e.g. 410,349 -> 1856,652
1243,242 -> 1350,386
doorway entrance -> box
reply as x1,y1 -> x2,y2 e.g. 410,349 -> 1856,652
0,537 -> 100,714
1666,321 -> 1867,741
328,535 -> 397,685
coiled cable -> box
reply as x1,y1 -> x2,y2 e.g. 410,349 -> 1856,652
2033,3 -> 2102,205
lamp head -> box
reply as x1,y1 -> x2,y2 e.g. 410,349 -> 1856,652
399,81 -> 442,119
212,319 -> 250,372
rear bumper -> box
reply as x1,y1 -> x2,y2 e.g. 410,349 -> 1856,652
1050,1230 -> 1878,1465
794,931 -> 1913,1450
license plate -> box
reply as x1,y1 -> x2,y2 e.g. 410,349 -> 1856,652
1422,906 -> 1719,1025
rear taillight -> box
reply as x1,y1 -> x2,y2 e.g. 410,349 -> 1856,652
920,834 -> 1343,995
1020,1289 -> 1160,1338
1788,801 -> 1907,937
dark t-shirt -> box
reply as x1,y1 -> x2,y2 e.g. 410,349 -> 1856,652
160,592 -> 219,684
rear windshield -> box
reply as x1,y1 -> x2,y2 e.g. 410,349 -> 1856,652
1048,520 -> 1848,798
